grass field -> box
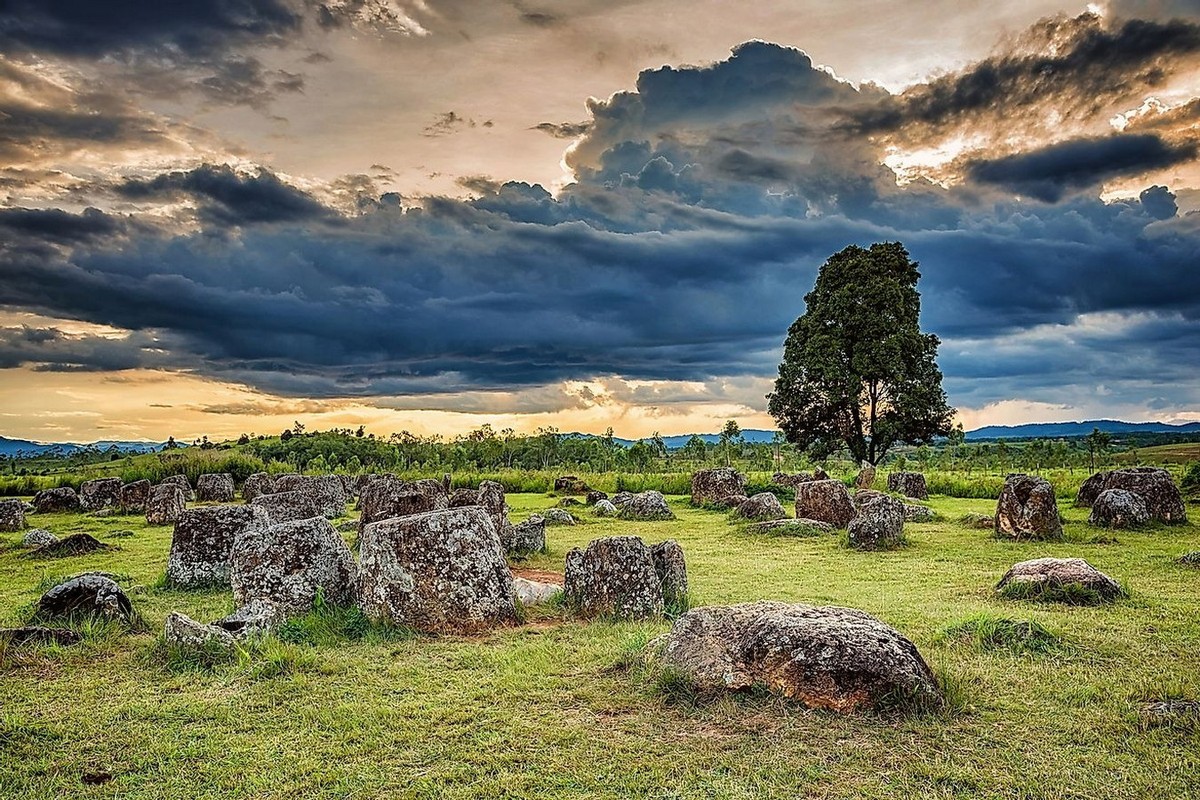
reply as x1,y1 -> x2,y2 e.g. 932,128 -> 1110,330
1114,442 -> 1200,465
2,493 -> 1199,799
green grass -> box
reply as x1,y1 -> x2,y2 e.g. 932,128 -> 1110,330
0,493 -> 1198,798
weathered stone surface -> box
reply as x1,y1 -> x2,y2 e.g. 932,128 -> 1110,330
772,472 -> 814,488
564,536 -> 664,620
586,490 -> 609,505
557,497 -> 581,507
960,512 -> 994,529
477,481 -> 513,549
509,516 -> 546,556
593,499 -> 618,517
273,475 -> 348,519
848,493 -> 905,550
449,488 -> 480,508
358,477 -> 447,530
250,490 -> 323,525
240,472 -> 275,503
22,528 -> 57,548
611,491 -> 633,506
1102,467 -> 1187,524
118,480 -> 151,513
28,532 -> 109,557
614,490 -> 675,521
734,492 -> 788,521
358,506 -> 518,634
146,484 -> 187,525
513,577 -> 562,606
651,601 -> 940,712
164,612 -> 236,650
746,518 -> 833,536
691,468 -> 747,506
994,474 -> 1063,541
650,540 -> 688,610
0,498 -> 26,531
36,574 -> 132,621
33,487 -> 81,514
195,473 -> 235,503
794,480 -> 856,528
230,517 -> 358,615
161,474 -> 194,500
854,464 -> 877,490
996,557 -> 1122,601
541,508 -> 577,525
1089,489 -> 1151,529
214,599 -> 285,637
79,478 -> 122,512
554,475 -> 591,494
1075,471 -> 1110,507
713,493 -> 749,510
167,505 -> 272,588
903,504 -> 935,523
887,472 -> 928,500
0,626 -> 83,647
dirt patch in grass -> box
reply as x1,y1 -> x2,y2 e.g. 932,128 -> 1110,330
511,566 -> 563,584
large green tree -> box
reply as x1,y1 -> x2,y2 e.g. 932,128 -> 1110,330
767,242 -> 954,465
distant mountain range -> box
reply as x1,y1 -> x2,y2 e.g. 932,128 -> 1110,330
0,436 -> 168,457
964,419 -> 1200,440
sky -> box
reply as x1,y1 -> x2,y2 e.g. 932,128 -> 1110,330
1,0 -> 1199,443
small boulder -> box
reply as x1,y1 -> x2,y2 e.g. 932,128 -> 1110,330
33,487 -> 81,514
887,472 -> 928,500
557,497 -> 581,508
167,505 -> 272,588
541,508 -> 577,526
554,475 -> 591,494
586,490 -> 609,505
195,473 -> 235,503
241,472 -> 276,503
1102,467 -> 1187,524
36,574 -> 133,621
79,478 -> 122,512
1089,489 -> 1150,529
733,493 -> 788,522
161,474 -> 195,500
713,493 -> 749,510
650,601 -> 940,713
164,612 -> 236,651
146,483 -> 187,525
854,464 -> 877,490
903,504 -> 935,523
0,498 -> 26,531
28,532 -> 109,557
251,490 -> 324,525
230,517 -> 358,615
0,626 -> 83,647
650,540 -> 688,611
214,599 -> 285,637
772,472 -> 814,488
959,512 -> 994,529
477,481 -> 514,548
794,480 -> 856,528
847,493 -> 905,550
745,518 -> 833,536
996,557 -> 1123,602
1074,471 -> 1110,507
22,528 -> 57,548
358,506 -> 518,634
691,468 -> 747,506
513,577 -> 562,606
564,536 -> 665,620
593,499 -> 618,517
614,490 -> 675,521
994,474 -> 1063,541
509,516 -> 546,556
118,480 -> 151,513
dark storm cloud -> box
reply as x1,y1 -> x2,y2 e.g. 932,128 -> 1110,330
966,134 -> 1199,201
116,165 -> 330,225
532,121 -> 592,139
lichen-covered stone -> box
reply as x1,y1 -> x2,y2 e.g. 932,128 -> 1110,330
564,536 -> 664,620
513,577 -> 562,606
78,478 -> 121,512
691,468 -> 747,505
358,506 -> 518,634
251,490 -> 324,525
0,498 -> 26,531
614,490 -> 675,521
478,481 -> 513,549
854,464 -> 877,490
28,532 -> 109,557
214,599 -> 285,637
449,488 -> 480,507
745,518 -> 833,536
848,493 -> 906,550
146,483 -> 187,525
358,476 -> 447,530
33,487 -> 81,514
651,601 -> 940,713
586,490 -> 609,505
230,517 -> 357,615
241,472 -> 276,503
994,474 -> 1063,541
650,540 -> 688,610
593,499 -> 618,517
903,504 -> 935,523
167,505 -> 272,588
772,472 -> 815,488
541,508 -> 577,525
195,473 -> 235,503
794,480 -> 856,528
733,492 -> 787,522
272,474 -> 348,519
1101,467 -> 1187,524
118,480 -> 151,513
1075,471 -> 1110,507
996,557 -> 1122,601
22,528 -> 57,548
1089,489 -> 1150,529
887,471 -> 928,500
161,474 -> 194,500
36,573 -> 133,621
164,612 -> 236,650
509,516 -> 546,556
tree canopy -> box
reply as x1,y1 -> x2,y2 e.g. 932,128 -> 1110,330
767,242 -> 954,465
